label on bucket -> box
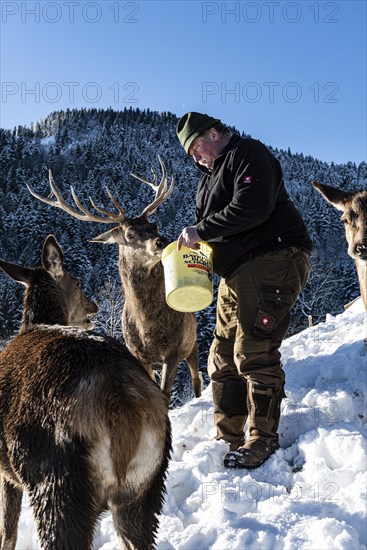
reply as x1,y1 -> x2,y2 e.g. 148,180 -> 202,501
182,250 -> 212,272
187,263 -> 211,272
162,242 -> 214,312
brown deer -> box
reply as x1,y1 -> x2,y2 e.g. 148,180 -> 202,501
312,181 -> 367,310
0,235 -> 171,550
27,157 -> 202,399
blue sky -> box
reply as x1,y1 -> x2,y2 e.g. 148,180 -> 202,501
0,0 -> 366,164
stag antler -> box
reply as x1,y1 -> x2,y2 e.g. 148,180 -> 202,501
131,155 -> 174,218
27,155 -> 174,224
27,171 -> 127,224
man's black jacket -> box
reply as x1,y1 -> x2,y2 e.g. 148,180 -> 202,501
194,135 -> 313,277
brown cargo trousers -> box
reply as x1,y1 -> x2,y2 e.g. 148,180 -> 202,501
208,246 -> 311,448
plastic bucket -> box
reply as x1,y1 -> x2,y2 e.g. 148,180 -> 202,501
162,241 -> 214,312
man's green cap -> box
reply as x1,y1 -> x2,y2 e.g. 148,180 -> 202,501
176,112 -> 220,154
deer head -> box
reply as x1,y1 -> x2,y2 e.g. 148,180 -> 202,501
0,235 -> 98,330
312,181 -> 367,264
27,156 -> 174,268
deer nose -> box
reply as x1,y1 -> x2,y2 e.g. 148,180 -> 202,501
90,301 -> 99,314
356,244 -> 367,259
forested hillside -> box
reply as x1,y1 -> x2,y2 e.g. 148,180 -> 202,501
0,107 -> 366,404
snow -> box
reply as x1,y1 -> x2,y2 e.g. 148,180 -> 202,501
4,299 -> 367,550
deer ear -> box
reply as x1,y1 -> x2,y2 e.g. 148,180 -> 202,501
42,235 -> 64,278
90,227 -> 121,244
311,181 -> 354,211
0,260 -> 32,286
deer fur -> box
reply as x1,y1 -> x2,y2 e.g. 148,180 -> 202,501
0,235 -> 171,550
312,181 -> 367,310
27,160 -> 202,399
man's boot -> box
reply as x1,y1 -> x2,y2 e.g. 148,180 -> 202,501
212,379 -> 248,451
224,380 -> 284,468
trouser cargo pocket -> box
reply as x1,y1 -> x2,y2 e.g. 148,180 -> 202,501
253,286 -> 295,340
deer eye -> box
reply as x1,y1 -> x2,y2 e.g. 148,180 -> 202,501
342,210 -> 358,226
125,229 -> 135,241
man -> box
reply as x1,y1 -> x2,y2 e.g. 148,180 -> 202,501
176,112 -> 312,469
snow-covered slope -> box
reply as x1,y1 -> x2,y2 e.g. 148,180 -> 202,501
9,300 -> 367,550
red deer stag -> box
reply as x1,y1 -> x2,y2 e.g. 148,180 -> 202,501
0,235 -> 171,550
27,157 -> 202,399
312,181 -> 367,310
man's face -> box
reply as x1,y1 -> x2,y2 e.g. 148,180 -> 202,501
189,129 -> 223,170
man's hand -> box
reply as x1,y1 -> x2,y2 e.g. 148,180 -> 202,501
177,226 -> 201,250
